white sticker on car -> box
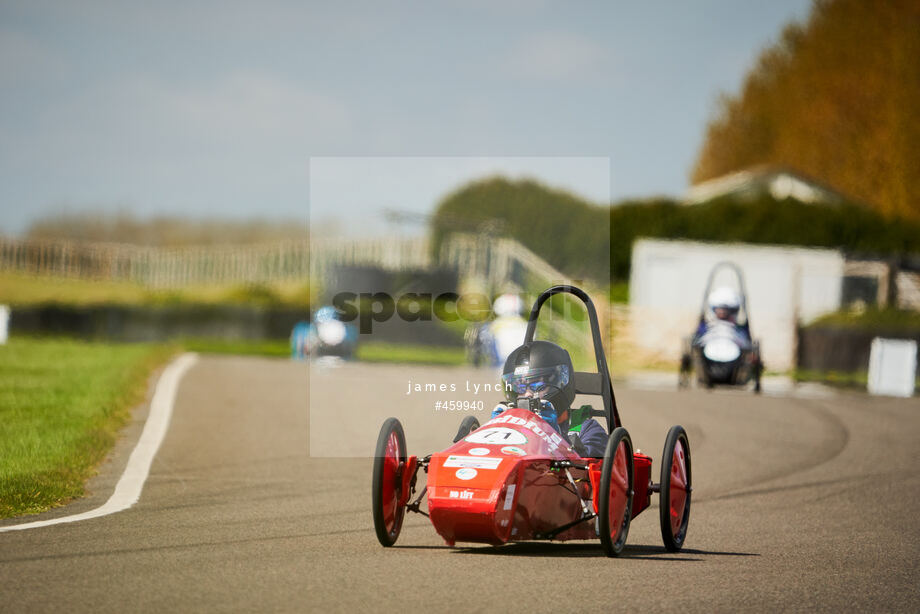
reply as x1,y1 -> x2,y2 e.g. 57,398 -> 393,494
467,447 -> 490,456
443,455 -> 502,470
502,484 -> 516,510
455,468 -> 478,480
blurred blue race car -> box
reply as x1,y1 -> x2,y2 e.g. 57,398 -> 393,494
291,305 -> 358,360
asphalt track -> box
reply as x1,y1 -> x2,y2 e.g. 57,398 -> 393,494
2,355 -> 919,612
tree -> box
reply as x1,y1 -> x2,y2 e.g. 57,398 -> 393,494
692,0 -> 920,220
431,176 -> 610,282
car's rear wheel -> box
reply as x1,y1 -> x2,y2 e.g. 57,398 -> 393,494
372,418 -> 407,547
598,427 -> 634,557
659,425 -> 691,551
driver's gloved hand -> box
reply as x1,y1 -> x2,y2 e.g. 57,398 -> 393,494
491,403 -> 510,419
536,400 -> 557,430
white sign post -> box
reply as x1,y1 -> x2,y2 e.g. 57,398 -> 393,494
867,337 -> 917,397
0,305 -> 8,345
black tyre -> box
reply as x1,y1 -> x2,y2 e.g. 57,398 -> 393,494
598,427 -> 634,557
659,425 -> 691,552
678,353 -> 691,389
752,343 -> 763,393
372,418 -> 407,547
702,368 -> 714,389
452,415 -> 481,443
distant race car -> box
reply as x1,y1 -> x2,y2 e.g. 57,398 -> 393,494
372,285 -> 692,556
291,306 -> 358,360
679,262 -> 763,392
464,293 -> 528,367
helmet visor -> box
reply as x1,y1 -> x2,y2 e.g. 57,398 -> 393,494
502,364 -> 570,402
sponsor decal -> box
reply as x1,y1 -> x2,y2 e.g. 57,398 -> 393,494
465,427 -> 527,446
502,484 -> 517,511
443,455 -> 502,470
500,445 -> 527,456
449,490 -> 474,500
467,447 -> 490,456
487,414 -> 564,452
455,468 -> 478,480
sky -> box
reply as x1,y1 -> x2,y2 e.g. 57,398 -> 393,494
0,0 -> 813,237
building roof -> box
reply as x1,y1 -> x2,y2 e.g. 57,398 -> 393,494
685,166 -> 850,206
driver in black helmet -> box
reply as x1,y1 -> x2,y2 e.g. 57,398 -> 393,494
492,340 -> 609,457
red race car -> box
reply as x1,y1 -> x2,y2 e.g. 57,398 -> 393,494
372,285 -> 692,556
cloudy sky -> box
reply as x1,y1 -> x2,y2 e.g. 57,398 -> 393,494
0,0 -> 811,236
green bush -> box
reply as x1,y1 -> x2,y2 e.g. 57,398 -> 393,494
221,283 -> 282,305
431,177 -> 920,283
431,176 -> 610,282
808,309 -> 920,331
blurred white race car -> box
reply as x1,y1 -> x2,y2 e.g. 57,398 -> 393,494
464,293 -> 529,367
679,263 -> 763,392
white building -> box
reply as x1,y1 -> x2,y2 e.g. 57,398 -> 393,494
629,239 -> 845,371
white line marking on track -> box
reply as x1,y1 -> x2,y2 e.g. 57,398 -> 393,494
0,353 -> 199,533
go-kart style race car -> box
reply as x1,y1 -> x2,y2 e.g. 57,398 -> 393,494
291,305 -> 358,360
464,293 -> 529,367
372,285 -> 692,556
678,262 -> 763,392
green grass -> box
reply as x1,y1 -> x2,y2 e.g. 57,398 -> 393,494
608,281 -> 629,304
0,337 -> 174,518
180,338 -> 291,357
178,338 -> 466,365
356,342 -> 466,366
793,369 -> 869,388
809,308 -> 920,330
0,271 -> 313,308
0,271 -> 150,306
794,369 -> 920,389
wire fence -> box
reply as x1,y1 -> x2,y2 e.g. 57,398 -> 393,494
0,234 -> 608,302
0,237 -> 311,288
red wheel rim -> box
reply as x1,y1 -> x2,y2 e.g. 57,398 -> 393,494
380,431 -> 402,535
608,439 -> 629,538
669,439 -> 688,536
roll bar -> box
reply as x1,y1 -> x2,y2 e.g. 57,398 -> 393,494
700,261 -> 751,329
523,285 -> 621,431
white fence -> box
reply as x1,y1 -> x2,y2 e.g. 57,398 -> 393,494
2,233 -> 575,294
439,233 -> 570,291
0,237 -> 311,288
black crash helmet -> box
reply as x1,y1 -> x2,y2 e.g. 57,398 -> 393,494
501,340 -> 575,411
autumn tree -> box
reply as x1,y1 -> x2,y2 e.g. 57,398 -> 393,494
692,0 -> 920,220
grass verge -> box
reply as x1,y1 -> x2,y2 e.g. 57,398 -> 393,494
180,337 -> 466,366
180,338 -> 290,357
794,369 -> 868,388
0,337 -> 175,518
355,342 -> 466,366
0,271 -> 312,308
794,369 -> 919,390
808,308 -> 920,330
